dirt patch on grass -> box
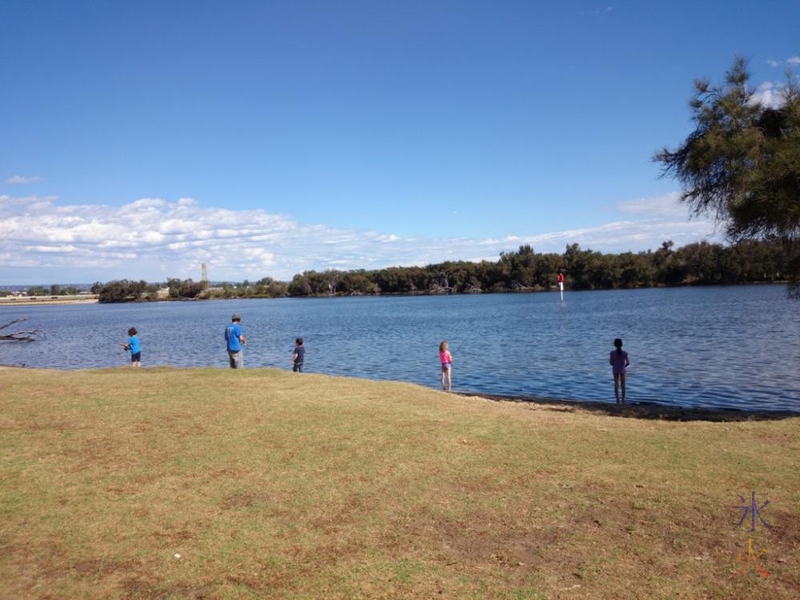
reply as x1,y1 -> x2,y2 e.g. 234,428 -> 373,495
219,493 -> 258,510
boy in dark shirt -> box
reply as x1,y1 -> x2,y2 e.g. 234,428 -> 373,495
292,338 -> 305,372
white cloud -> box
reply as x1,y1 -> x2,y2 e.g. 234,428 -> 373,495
474,193 -> 721,260
5,175 -> 42,185
0,192 -> 721,284
25,244 -> 78,254
765,56 -> 800,70
750,81 -> 791,109
616,191 -> 684,217
579,6 -> 613,17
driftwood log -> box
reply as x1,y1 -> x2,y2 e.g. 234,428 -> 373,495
0,317 -> 43,342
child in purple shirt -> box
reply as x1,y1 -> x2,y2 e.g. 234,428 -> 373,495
609,338 -> 630,403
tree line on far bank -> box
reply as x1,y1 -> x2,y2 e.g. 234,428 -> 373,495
1,284 -> 87,297
91,238 -> 792,303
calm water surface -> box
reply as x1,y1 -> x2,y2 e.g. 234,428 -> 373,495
2,286 -> 798,412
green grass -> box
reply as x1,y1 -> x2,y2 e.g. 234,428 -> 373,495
1,366 -> 798,599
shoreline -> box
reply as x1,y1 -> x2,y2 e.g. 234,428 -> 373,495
0,364 -> 795,421
0,281 -> 790,307
0,297 -> 98,307
454,390 -> 799,422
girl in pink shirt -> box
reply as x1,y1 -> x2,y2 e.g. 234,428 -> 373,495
439,341 -> 453,392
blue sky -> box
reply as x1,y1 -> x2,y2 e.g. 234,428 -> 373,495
1,0 -> 798,284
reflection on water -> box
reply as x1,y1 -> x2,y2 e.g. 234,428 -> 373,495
1,285 -> 798,412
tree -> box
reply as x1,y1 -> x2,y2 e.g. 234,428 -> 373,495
288,274 -> 312,296
97,279 -> 149,303
655,56 -> 800,293
323,270 -> 340,296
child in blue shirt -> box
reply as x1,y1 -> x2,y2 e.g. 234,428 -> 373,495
122,327 -> 141,367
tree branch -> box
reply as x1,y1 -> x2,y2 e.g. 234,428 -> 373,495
0,318 -> 43,342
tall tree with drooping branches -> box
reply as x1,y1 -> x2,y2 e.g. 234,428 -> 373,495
655,56 -> 800,294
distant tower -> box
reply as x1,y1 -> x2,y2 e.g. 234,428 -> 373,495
201,263 -> 208,288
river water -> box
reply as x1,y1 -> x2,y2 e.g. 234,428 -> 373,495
1,285 -> 798,412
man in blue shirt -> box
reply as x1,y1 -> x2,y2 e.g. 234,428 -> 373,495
224,314 -> 246,368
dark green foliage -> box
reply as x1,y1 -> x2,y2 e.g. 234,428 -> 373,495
166,278 -> 205,299
97,279 -> 154,303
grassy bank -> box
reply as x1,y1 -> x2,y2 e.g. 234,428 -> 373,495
1,367 -> 798,599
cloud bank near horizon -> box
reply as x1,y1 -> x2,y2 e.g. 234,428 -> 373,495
5,175 -> 42,185
0,193 -> 719,284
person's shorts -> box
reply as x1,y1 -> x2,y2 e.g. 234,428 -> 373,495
131,352 -> 141,363
441,364 -> 451,372
228,350 -> 242,369
293,362 -> 304,373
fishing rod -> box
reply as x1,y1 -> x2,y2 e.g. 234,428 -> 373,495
100,332 -> 128,353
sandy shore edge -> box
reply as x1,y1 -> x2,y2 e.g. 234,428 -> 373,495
0,298 -> 99,307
